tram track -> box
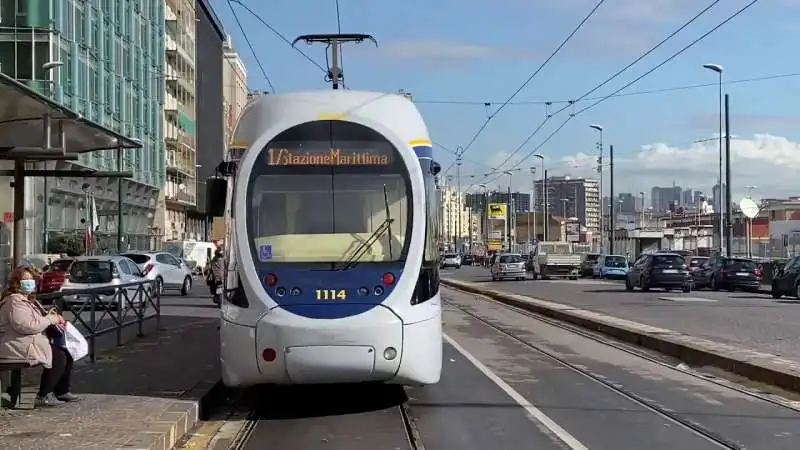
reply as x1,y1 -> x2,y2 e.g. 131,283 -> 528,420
214,384 -> 424,449
443,286 -> 800,450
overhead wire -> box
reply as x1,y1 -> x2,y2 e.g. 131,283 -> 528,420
412,71 -> 800,106
229,0 -> 329,77
442,0 -> 607,175
225,0 -> 275,92
470,0 -> 760,192
484,0 -> 722,179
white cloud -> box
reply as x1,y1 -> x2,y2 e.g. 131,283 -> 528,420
557,134 -> 800,201
469,135 -> 800,202
373,39 -> 534,64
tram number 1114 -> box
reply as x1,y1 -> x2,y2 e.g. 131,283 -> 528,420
316,289 -> 347,301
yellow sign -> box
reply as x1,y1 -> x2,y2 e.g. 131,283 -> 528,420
316,289 -> 348,301
487,240 -> 503,251
487,203 -> 507,220
267,148 -> 391,166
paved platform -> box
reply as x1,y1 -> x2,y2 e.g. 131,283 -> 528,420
443,266 -> 800,362
0,309 -> 219,449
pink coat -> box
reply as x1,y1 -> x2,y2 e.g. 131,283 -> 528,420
0,293 -> 58,368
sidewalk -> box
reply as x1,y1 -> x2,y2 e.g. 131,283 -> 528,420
0,315 -> 220,450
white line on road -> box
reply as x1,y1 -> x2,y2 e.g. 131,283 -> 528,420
658,296 -> 718,303
443,333 -> 589,450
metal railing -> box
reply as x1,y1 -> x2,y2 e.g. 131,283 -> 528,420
37,280 -> 161,362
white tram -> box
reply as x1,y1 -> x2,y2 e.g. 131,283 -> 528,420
206,90 -> 443,388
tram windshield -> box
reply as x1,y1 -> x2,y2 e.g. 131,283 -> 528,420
246,121 -> 412,264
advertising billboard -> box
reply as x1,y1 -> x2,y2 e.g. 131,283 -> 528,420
487,240 -> 503,251
487,203 -> 507,220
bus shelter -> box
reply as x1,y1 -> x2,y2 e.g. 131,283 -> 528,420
0,73 -> 141,274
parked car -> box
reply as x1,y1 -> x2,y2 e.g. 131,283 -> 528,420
121,251 -> 194,296
440,253 -> 461,269
39,258 -> 73,299
461,254 -> 474,266
592,254 -> 629,279
490,253 -> 527,281
770,256 -> 800,298
696,255 -> 761,292
625,252 -> 692,292
685,256 -> 709,288
581,253 -> 601,277
60,256 -> 147,309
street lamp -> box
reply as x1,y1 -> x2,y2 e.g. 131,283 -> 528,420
589,124 -> 604,252
703,63 -> 724,254
39,60 -> 63,252
639,191 -> 646,228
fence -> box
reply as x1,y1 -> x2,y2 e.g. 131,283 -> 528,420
1,280 -> 161,410
37,279 -> 161,362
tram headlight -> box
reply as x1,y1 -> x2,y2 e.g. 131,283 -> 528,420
276,287 -> 287,297
374,286 -> 384,296
383,347 -> 397,360
357,287 -> 369,296
290,287 -> 301,296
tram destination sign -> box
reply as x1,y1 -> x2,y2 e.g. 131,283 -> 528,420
267,147 -> 392,166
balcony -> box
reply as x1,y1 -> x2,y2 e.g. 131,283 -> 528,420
164,178 -> 197,207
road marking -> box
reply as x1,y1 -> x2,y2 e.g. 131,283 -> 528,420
443,333 -> 588,450
658,296 -> 718,303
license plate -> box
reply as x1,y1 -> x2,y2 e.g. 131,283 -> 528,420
736,272 -> 749,276
662,269 -> 678,273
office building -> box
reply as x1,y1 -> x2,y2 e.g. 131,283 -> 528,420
0,0 -> 166,252
534,176 -> 600,235
617,193 -> 636,214
651,185 -> 681,212
682,189 -> 694,206
190,0 -> 226,240
223,35 -> 248,159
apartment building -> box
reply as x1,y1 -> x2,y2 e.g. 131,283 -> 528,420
223,35 -> 247,159
0,0 -> 166,252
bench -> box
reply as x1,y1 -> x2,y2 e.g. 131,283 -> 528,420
0,362 -> 28,411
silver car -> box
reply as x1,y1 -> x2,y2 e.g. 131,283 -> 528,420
441,253 -> 462,269
490,253 -> 527,281
121,251 -> 194,296
60,256 -> 148,309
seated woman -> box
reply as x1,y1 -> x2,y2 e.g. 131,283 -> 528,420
0,267 -> 80,407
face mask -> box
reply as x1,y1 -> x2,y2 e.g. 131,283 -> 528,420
20,279 -> 36,294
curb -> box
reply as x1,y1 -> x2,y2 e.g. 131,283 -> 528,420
442,278 -> 800,394
122,380 -> 228,450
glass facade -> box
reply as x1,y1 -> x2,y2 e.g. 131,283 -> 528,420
0,0 -> 167,253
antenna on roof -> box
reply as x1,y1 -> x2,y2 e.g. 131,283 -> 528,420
292,33 -> 378,90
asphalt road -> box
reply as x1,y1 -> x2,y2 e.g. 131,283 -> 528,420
226,287 -> 800,449
443,265 -> 800,362
59,281 -> 219,355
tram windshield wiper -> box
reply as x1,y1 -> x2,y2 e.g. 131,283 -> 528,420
339,185 -> 395,271
338,217 -> 394,271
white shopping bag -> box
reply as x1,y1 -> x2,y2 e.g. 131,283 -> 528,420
63,322 -> 89,362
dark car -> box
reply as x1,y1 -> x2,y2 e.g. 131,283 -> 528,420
625,253 -> 692,292
581,253 -> 601,277
697,255 -> 761,292
461,254 -> 474,266
686,256 -> 709,288
770,256 -> 800,298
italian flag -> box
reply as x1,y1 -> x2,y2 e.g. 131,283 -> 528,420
84,195 -> 99,252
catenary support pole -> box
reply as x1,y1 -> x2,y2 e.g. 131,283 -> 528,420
724,94 -> 733,257
609,145 -> 614,254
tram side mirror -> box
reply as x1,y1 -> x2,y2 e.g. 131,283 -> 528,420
430,161 -> 441,176
206,177 -> 228,217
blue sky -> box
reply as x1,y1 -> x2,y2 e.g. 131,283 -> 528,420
211,0 -> 800,199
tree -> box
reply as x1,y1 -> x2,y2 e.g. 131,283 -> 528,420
47,234 -> 84,256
